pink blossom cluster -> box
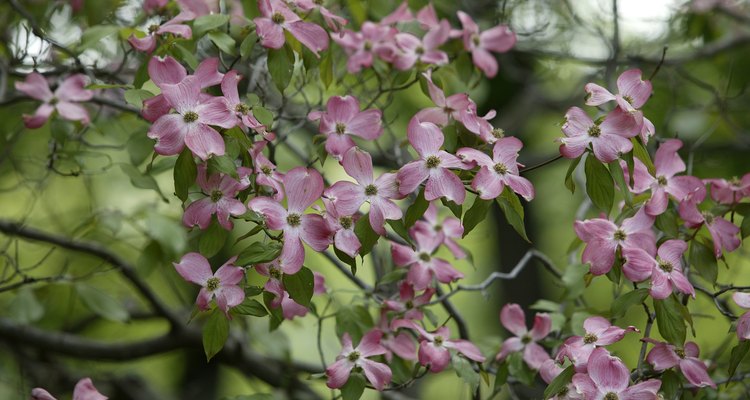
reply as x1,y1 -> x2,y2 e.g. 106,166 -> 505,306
32,377 -> 107,400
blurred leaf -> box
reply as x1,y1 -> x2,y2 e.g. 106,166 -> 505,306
632,138 -> 655,175
199,220 -> 228,258
9,287 -> 44,324
584,155 -> 614,215
441,198 -> 462,218
655,210 -> 679,239
508,352 -> 535,386
203,309 -> 229,361
283,266 -> 314,307
611,288 -> 649,318
123,89 -> 153,109
320,49 -> 333,88
174,148 -> 197,202
660,369 -> 681,400
378,269 -> 407,286
173,43 -> 199,70
253,105 -> 274,127
543,365 -> 575,399
120,164 -> 168,201
387,219 -> 412,245
207,154 -> 238,179
127,131 -> 155,166
76,284 -> 129,322
193,14 -> 230,37
145,211 -> 187,257
690,240 -> 717,284
340,373 -> 365,400
493,361 -> 508,393
452,354 -> 480,394
728,340 -> 750,380
608,160 -> 632,207
267,48 -> 293,92
240,33 -> 258,60
263,292 -> 284,331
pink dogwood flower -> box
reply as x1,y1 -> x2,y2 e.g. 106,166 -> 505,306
322,199 -> 361,258
16,73 -> 93,128
557,317 -> 637,369
254,0 -> 329,56
623,139 -> 703,216
331,22 -> 398,73
128,11 -> 194,53
250,141 -> 285,200
559,107 -> 639,163
574,207 -> 655,275
412,202 -> 465,259
174,253 -> 245,316
392,20 -> 451,70
584,68 -> 654,142
147,75 -> 235,160
144,0 -> 168,13
142,56 -> 224,123
572,347 -> 662,399
540,359 -> 581,400
733,292 -> 750,341
679,186 -> 741,258
380,1 -> 414,25
415,69 -> 473,127
308,96 -> 383,159
393,320 -> 485,372
32,377 -> 107,400
293,0 -> 348,32
324,147 -> 402,235
376,312 -> 417,361
391,226 -> 463,290
457,136 -> 535,201
256,255 -> 325,320
622,239 -> 694,299
705,173 -> 750,204
455,11 -> 516,78
397,117 -> 469,204
382,281 -> 435,321
182,163 -> 251,230
247,167 -> 331,274
220,70 -> 269,136
496,303 -> 552,370
326,330 -> 392,391
644,339 -> 716,388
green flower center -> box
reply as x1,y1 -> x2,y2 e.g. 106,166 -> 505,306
339,216 -> 353,230
623,95 -> 634,105
287,213 -> 301,227
492,128 -> 505,139
583,333 -> 598,344
676,348 -> 685,359
613,229 -> 627,241
405,300 -> 414,309
210,190 -> 223,202
494,163 -> 508,174
419,253 -> 431,262
434,336 -> 444,346
471,34 -> 480,46
425,155 -> 441,169
235,103 -> 250,114
443,106 -> 454,115
148,24 -> 160,33
271,12 -> 285,24
335,122 -> 347,135
657,176 -> 668,186
588,125 -> 601,137
347,351 -> 360,362
415,46 -> 425,55
206,277 -> 220,291
183,111 -> 199,123
363,41 -> 373,51
657,257 -> 673,273
521,335 -> 532,344
365,184 -> 378,196
261,166 -> 272,175
702,212 -> 714,224
269,267 -> 282,280
604,393 -> 618,400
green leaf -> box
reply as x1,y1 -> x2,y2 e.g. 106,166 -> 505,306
386,219 -> 412,245
452,354 -> 480,394
654,296 -> 686,345
728,340 -> 750,379
50,119 -> 73,142
493,362 -> 509,393
340,373 -> 365,400
207,31 -> 236,55
232,298 -> 268,317
611,288 -> 649,318
267,48 -> 293,92
203,309 -> 229,361
655,210 -> 679,238
584,155 -> 614,215
282,266 -> 314,307
145,211 -> 187,257
76,284 -> 129,322
508,352 -> 535,386
127,131 -> 154,166
378,269 -> 407,286
543,365 -> 575,399
8,287 -> 44,324
120,164 -> 168,201
404,187 -> 429,228
263,292 -> 284,331
354,215 -> 379,257
441,198 -> 462,218
496,188 -> 530,242
193,14 -> 230,37
174,148 -> 197,202
743,214 -> 750,239
690,240 -> 718,284
253,105 -> 274,127
207,154 -> 238,179
608,160 -> 632,207
235,242 -> 282,266
632,138 -> 655,175
240,33 -> 257,60
462,197 -> 492,238
123,89 -> 154,109
659,369 -> 681,400
564,157 -> 581,194
335,306 -> 373,344
199,220 -> 229,258
172,43 -> 199,70
320,49 -> 333,88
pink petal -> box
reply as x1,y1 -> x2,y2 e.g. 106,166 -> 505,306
215,285 -> 245,314
680,358 -> 716,388
471,47 -> 498,78
184,123 -> 225,160
446,339 -> 486,362
342,147 -> 374,185
734,292 -> 750,309
654,139 -> 686,178
194,57 -> 225,88
620,379 -> 661,400
650,269 -> 673,299
583,316 -> 612,335
360,359 -> 392,391
15,72 -> 53,101
501,304 -> 529,337
148,56 -> 187,86
559,135 -> 591,159
646,342 -> 680,370
530,313 -> 552,340
591,133 -> 632,163
56,102 -> 90,124
23,103 -> 55,129
582,239 -> 617,275
600,106 -> 640,139
183,198 -> 216,229
431,258 -> 463,283
407,262 -> 433,291
396,161 -> 429,196
148,114 -> 187,156
369,198 -> 402,235
496,337 -> 524,361
425,168 -> 466,204
72,377 -> 108,400
571,373 -> 598,399
707,217 -> 741,257
347,109 -> 383,140
737,312 -> 750,340
587,347 -> 629,393
335,229 -> 361,258
616,69 -> 652,109
174,252 -> 213,285
31,388 -> 57,400
584,83 -> 616,106
284,167 -> 324,213
215,264 -> 244,285
55,74 -> 93,102
142,95 -> 172,122
472,167 -> 503,200
196,97 -> 236,128
622,248 -> 655,282
562,107 -> 594,138
326,95 -> 359,123
407,117 -> 443,157
391,243 -> 418,266
522,342 -> 551,370
418,342 -> 451,372
506,174 -> 535,201
358,329 -> 387,357
280,233 -> 305,274
300,214 -> 332,251
325,358 -> 354,389
254,18 -> 286,49
286,20 -> 329,56
480,24 -> 516,53
325,181 -> 366,216
657,240 -> 687,266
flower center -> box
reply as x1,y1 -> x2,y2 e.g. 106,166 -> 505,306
583,333 -> 598,344
471,34 -> 480,46
587,125 -> 601,137
339,216 -> 353,230
521,335 -> 532,344
434,336 -> 444,346
335,122 -> 347,135
271,12 -> 285,24
433,224 -> 442,232
443,106 -> 454,115
206,277 -> 220,291
183,111 -> 199,123
702,212 -> 714,224
494,163 -> 508,174
656,175 -> 668,186
363,40 -> 373,51
364,184 -> 378,196
675,348 -> 685,359
260,165 -> 272,175
425,155 -> 441,169
419,253 -> 431,262
613,229 -> 627,241
269,266 -> 282,280
657,257 -> 673,273
235,103 -> 250,114
347,350 -> 360,362
210,190 -> 223,202
604,393 -> 619,400
623,95 -> 634,105
492,128 -> 505,139
405,300 -> 414,309
148,24 -> 160,33
415,46 -> 425,55
313,0 -> 324,4
286,213 -> 301,227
